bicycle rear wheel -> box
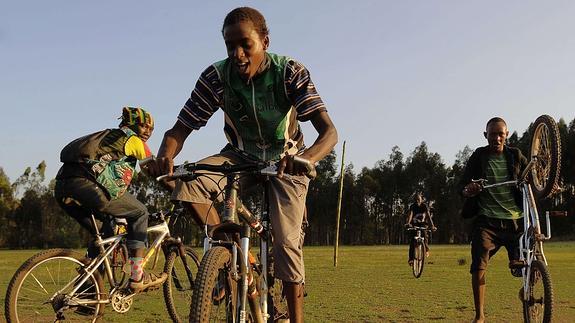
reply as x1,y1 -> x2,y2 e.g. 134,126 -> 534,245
163,245 -> 200,323
530,114 -> 561,199
190,246 -> 237,323
412,241 -> 425,278
522,259 -> 553,323
5,248 -> 105,323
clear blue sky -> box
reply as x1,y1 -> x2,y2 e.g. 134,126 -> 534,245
1,1 -> 574,182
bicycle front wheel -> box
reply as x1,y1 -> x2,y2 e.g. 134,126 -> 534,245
530,114 -> 561,199
5,248 -> 105,323
522,259 -> 554,323
412,241 -> 425,278
163,245 -> 200,323
190,246 -> 237,323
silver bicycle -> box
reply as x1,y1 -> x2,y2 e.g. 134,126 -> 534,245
4,207 -> 200,323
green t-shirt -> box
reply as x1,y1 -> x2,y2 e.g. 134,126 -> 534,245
478,153 -> 523,220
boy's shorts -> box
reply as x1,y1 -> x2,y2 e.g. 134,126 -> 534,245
470,215 -> 523,273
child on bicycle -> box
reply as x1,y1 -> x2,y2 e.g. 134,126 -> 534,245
459,117 -> 528,323
147,7 -> 338,322
54,106 -> 167,293
405,193 -> 437,265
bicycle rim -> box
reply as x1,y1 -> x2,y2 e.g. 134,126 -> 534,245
5,249 -> 104,323
522,260 -> 554,323
530,115 -> 561,199
164,246 -> 200,323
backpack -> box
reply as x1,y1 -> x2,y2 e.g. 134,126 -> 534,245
60,129 -> 114,163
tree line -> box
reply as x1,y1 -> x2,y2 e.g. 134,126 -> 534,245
1,117 -> 574,249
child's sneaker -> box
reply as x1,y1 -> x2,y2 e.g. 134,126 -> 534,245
129,272 -> 168,292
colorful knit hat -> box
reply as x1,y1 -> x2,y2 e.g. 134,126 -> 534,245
120,106 -> 154,127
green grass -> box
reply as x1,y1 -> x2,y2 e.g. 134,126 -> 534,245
1,243 -> 574,322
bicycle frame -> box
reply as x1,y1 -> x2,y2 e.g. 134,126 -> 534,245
519,182 -> 551,301
55,213 -> 173,309
201,171 -> 275,323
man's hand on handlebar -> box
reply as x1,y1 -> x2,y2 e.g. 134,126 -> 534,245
141,156 -> 174,178
140,156 -> 176,192
462,182 -> 482,197
277,155 -> 317,179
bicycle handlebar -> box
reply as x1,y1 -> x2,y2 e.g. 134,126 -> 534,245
156,157 -> 316,182
472,158 -> 536,189
406,226 -> 434,231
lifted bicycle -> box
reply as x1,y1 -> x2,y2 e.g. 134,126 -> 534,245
474,114 -> 562,323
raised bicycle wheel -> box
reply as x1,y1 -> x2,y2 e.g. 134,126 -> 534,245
190,246 -> 237,323
522,259 -> 554,323
530,115 -> 561,199
5,248 -> 105,323
110,242 -> 129,287
163,245 -> 201,323
412,240 -> 425,278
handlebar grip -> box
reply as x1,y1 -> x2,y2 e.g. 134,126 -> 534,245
156,174 -> 171,181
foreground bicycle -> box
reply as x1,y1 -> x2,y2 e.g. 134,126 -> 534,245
160,157 -> 314,323
405,225 -> 434,278
5,206 -> 200,323
475,114 -> 561,323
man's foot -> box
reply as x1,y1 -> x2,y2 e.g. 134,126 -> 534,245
129,272 -> 168,293
509,259 -> 524,278
426,251 -> 430,258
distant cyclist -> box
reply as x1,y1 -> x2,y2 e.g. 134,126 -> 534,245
54,106 -> 167,293
405,193 -> 437,266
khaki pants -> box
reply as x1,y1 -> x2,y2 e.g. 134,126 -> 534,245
172,148 -> 309,283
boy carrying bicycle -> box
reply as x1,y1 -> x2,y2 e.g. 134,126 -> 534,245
54,106 -> 168,293
459,117 -> 528,323
147,7 -> 338,322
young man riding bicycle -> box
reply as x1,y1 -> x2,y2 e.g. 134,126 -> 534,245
459,117 -> 528,323
54,107 -> 168,293
146,7 -> 338,322
405,193 -> 437,266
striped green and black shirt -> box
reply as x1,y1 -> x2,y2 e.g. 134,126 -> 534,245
478,153 -> 522,220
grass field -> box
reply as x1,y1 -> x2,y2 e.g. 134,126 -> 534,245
1,243 -> 574,322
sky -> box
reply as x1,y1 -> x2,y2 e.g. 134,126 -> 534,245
1,1 -> 574,182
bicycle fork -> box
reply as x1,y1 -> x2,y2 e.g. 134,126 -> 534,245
237,224 -> 264,323
519,183 -> 552,300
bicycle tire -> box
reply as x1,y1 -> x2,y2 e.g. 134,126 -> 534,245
412,241 -> 425,278
163,245 -> 201,323
5,248 -> 105,323
530,114 -> 562,199
110,242 -> 129,288
522,259 -> 554,323
190,246 -> 237,323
